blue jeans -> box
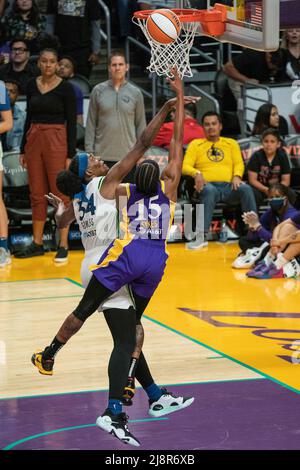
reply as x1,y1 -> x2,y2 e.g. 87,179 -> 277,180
196,182 -> 257,233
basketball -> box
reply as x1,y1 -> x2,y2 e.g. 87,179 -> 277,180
146,9 -> 181,45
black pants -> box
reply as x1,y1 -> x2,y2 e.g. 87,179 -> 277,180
73,275 -> 154,400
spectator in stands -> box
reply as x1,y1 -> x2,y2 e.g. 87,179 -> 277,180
46,0 -> 102,78
252,104 -> 289,140
223,49 -> 279,103
0,37 -> 39,93
153,102 -> 205,149
1,79 -> 26,151
182,111 -> 257,250
15,48 -> 77,261
0,0 -> 7,15
247,128 -> 292,210
261,211 -> 300,278
232,183 -> 298,269
0,0 -> 46,54
244,207 -> 300,279
272,29 -> 300,81
0,81 -> 13,268
85,50 -> 146,182
57,55 -> 84,125
0,17 -> 11,65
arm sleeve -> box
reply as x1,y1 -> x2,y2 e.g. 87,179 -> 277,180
84,88 -> 98,153
256,210 -> 272,242
231,139 -> 244,177
182,140 -> 200,177
64,83 -> 77,158
134,90 -> 146,139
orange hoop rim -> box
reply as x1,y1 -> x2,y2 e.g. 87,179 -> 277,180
133,9 -> 206,23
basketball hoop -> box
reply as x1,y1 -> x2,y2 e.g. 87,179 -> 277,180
133,5 -> 227,78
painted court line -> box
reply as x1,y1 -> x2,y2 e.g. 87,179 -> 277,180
3,418 -> 168,450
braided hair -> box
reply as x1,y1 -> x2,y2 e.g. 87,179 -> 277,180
134,160 -> 160,196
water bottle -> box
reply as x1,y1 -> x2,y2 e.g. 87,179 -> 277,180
219,218 -> 228,243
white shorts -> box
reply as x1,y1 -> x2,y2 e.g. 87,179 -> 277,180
81,248 -> 133,311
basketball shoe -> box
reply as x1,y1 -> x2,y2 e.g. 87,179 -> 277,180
122,377 -> 135,406
31,348 -> 54,376
96,409 -> 140,447
148,388 -> 194,417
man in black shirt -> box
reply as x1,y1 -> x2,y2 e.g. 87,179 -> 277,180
46,0 -> 102,78
0,38 -> 39,94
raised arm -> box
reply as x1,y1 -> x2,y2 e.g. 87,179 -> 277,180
45,193 -> 76,228
100,97 -> 175,199
162,69 -> 184,202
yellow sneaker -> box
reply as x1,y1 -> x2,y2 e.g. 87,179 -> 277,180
31,350 -> 54,376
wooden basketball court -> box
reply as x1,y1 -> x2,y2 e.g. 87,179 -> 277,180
1,242 -> 300,450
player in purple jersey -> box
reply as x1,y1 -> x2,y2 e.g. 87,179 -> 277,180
32,69 -> 196,446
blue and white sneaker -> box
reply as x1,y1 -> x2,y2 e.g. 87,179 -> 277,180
0,248 -> 11,268
96,409 -> 140,447
148,388 -> 194,417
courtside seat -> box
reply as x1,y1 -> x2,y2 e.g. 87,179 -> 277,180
69,74 -> 92,95
2,151 -> 55,224
237,136 -> 262,177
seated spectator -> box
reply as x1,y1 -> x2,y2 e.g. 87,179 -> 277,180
182,111 -> 257,250
232,183 -> 298,269
0,31 -> 11,66
252,104 -> 289,142
247,128 -> 292,209
57,55 -> 84,125
223,49 -> 280,103
0,37 -> 39,94
153,102 -> 204,149
0,0 -> 46,54
272,29 -> 300,81
246,210 -> 300,279
1,79 -> 26,151
46,0 -> 102,78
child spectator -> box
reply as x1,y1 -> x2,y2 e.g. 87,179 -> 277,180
252,104 -> 289,141
247,128 -> 292,209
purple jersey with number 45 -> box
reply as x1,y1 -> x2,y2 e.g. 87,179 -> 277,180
90,180 -> 175,298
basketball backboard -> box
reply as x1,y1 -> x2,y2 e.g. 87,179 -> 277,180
180,0 -> 280,51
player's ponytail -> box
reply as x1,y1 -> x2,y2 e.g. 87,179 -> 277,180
134,160 -> 160,196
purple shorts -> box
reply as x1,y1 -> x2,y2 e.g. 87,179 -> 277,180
91,238 -> 169,298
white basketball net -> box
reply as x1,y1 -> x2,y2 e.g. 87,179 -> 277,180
132,17 -> 199,79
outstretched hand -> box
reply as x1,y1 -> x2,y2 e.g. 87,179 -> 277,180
166,67 -> 182,94
45,193 -> 65,216
167,95 -> 200,109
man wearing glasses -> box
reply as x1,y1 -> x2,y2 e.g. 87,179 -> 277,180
0,37 -> 39,94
